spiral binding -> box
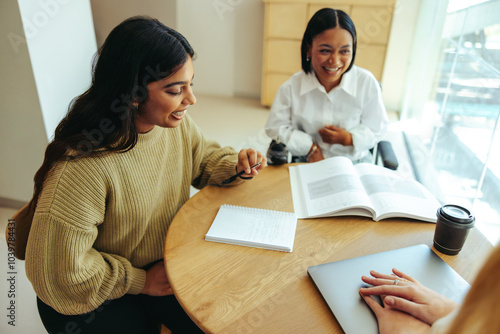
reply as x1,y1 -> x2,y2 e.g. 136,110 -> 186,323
221,204 -> 295,216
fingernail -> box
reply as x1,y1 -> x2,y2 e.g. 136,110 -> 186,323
385,297 -> 394,306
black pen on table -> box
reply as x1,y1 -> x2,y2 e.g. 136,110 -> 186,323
222,162 -> 262,185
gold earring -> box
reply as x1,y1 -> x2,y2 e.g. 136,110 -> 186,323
132,102 -> 139,108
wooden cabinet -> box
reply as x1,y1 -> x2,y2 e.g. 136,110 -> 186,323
261,0 -> 396,106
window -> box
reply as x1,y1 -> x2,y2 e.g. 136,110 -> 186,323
401,0 -> 500,244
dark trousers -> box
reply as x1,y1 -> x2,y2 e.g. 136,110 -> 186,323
37,294 -> 204,334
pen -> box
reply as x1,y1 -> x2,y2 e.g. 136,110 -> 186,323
222,162 -> 262,185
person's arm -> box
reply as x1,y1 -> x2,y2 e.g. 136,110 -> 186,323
359,269 -> 459,325
319,75 -> 388,156
349,77 -> 389,154
318,125 -> 353,147
185,116 -> 266,188
307,142 -> 324,162
141,261 -> 172,296
264,82 -> 315,157
25,160 -> 147,315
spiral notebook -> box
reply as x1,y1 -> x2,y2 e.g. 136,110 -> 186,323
205,204 -> 298,252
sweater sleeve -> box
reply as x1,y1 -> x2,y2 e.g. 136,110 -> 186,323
184,116 -> 242,188
25,159 -> 146,315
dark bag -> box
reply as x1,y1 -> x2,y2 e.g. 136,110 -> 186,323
266,139 -> 289,165
5,203 -> 34,260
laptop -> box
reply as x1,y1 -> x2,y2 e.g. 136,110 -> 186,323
307,244 -> 470,334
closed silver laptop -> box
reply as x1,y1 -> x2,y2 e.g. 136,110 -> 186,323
308,244 -> 470,334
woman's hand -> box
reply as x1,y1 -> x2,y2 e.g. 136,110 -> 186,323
307,143 -> 324,162
318,125 -> 353,146
236,149 -> 267,177
360,292 -> 431,334
141,261 -> 173,296
359,269 -> 459,325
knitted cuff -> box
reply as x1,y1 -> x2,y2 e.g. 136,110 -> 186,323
127,267 -> 147,295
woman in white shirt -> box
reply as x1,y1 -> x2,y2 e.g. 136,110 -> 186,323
359,242 -> 500,333
265,8 -> 388,163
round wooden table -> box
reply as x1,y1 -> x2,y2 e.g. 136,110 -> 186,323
164,164 -> 492,333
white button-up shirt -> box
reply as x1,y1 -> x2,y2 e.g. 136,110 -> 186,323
265,65 -> 388,162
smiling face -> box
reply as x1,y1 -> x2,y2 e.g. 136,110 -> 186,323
307,27 -> 353,92
135,57 -> 196,133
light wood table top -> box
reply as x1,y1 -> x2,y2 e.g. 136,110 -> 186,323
165,164 -> 492,333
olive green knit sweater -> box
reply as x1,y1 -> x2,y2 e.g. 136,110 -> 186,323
25,116 -> 240,315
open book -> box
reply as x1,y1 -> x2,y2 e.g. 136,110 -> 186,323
289,157 -> 441,222
205,204 -> 297,252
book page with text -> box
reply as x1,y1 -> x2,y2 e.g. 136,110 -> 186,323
291,157 -> 373,218
354,164 -> 441,222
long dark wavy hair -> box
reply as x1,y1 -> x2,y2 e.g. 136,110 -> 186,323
301,8 -> 357,74
28,16 -> 195,213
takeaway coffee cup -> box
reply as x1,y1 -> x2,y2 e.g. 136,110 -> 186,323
433,205 -> 475,255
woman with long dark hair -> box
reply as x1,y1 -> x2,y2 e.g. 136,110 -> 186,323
265,8 -> 388,163
19,16 -> 266,333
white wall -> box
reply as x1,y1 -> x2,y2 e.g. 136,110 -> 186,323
90,0 -> 264,99
93,0 -> 421,103
0,1 -> 47,204
381,0 -> 420,112
177,0 -> 235,97
232,0 -> 265,98
400,0 -> 448,121
176,0 -> 264,99
0,0 -> 97,204
90,0 -> 177,47
17,0 -> 97,140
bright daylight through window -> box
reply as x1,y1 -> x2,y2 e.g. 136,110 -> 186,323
401,0 -> 500,244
